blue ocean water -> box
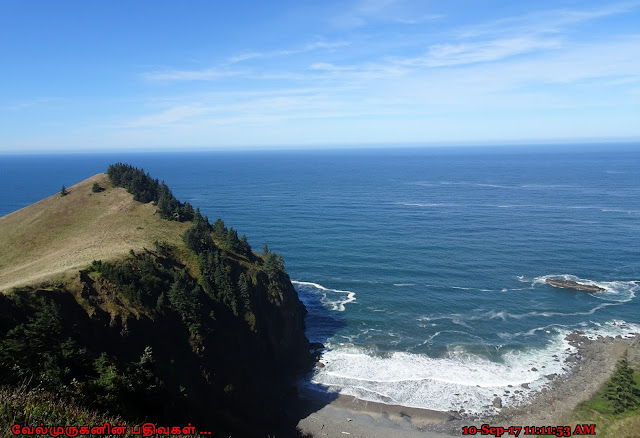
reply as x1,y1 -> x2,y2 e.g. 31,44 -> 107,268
1,144 -> 639,414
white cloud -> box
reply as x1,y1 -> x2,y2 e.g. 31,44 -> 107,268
126,105 -> 212,127
393,14 -> 443,25
414,37 -> 562,67
0,98 -> 57,111
330,0 -> 439,28
143,40 -> 350,82
143,68 -> 242,81
458,1 -> 640,38
92,2 -> 640,148
309,62 -> 353,72
227,40 -> 349,64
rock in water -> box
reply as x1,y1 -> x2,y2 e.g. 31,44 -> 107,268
493,397 -> 503,408
545,279 -> 605,292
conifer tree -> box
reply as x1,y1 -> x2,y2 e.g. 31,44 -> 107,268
603,350 -> 640,413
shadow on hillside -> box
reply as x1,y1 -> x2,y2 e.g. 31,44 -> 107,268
276,282 -> 350,437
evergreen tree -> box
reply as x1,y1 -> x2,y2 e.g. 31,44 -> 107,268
603,350 -> 640,413
60,185 -> 68,196
239,235 -> 252,257
226,227 -> 240,251
264,252 -> 285,278
213,218 -> 227,240
183,216 -> 214,254
238,273 -> 251,310
106,163 -> 193,222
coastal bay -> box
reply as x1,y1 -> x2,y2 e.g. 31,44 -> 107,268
295,333 -> 640,437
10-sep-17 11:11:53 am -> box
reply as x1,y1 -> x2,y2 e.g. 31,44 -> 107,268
462,424 -> 596,437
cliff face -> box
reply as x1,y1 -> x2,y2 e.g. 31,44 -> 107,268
0,167 -> 311,436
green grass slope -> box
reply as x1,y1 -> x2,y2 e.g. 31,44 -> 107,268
539,349 -> 640,438
0,173 -> 189,292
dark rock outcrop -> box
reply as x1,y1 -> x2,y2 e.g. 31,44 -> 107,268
545,279 -> 605,292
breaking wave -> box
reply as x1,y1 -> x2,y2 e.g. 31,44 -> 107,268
293,280 -> 356,312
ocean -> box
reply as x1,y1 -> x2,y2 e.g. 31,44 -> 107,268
2,144 -> 639,415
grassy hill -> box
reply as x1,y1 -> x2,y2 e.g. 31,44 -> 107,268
0,166 -> 310,437
0,173 -> 189,292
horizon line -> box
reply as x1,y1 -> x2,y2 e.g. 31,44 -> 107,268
1,138 -> 639,155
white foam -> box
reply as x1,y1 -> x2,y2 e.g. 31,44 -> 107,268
400,202 -> 457,208
601,208 -> 640,214
534,274 -> 638,303
293,280 -> 356,312
483,302 -> 617,320
393,283 -> 415,287
308,318 -> 640,415
580,320 -> 640,339
406,181 -> 437,187
521,184 -> 580,189
424,303 -> 617,325
476,183 -> 512,189
309,334 -> 576,415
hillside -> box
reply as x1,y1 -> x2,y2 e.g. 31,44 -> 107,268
0,166 -> 311,437
0,173 -> 189,292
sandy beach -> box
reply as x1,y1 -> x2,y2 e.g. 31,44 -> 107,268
295,333 -> 640,437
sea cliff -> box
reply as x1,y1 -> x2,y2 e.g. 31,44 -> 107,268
0,165 -> 311,437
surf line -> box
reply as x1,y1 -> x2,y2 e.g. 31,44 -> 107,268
292,280 -> 356,311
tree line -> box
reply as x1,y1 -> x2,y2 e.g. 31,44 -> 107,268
107,163 -> 195,221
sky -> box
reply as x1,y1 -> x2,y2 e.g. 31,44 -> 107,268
0,0 -> 639,152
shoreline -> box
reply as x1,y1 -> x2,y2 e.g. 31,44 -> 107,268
295,332 -> 640,437
295,390 -> 453,437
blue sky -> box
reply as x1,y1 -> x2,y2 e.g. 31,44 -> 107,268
1,0 -> 639,152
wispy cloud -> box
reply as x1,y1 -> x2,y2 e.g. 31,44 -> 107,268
106,2 -> 640,146
126,105 -> 212,127
0,98 -> 57,111
308,61 -> 407,81
393,14 -> 443,25
330,0 -> 397,28
458,1 -> 640,38
330,0 -> 440,28
143,40 -> 350,82
228,40 -> 349,64
413,36 -> 562,67
143,68 -> 242,81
